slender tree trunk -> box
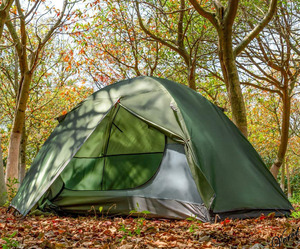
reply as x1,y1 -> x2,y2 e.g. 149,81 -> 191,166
5,132 -> 21,184
219,31 -> 248,137
5,0 -> 68,188
285,157 -> 291,198
280,161 -> 285,191
188,61 -> 196,90
270,92 -> 291,178
19,124 -> 26,183
0,136 -> 8,206
5,73 -> 32,185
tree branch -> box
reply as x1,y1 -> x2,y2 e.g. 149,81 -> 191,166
289,38 -> 300,56
224,0 -> 238,27
0,0 -> 14,40
30,0 -> 68,72
241,81 -> 283,97
134,0 -> 188,62
188,0 -> 218,28
238,49 -> 282,88
234,0 -> 277,57
5,15 -> 28,76
177,0 -> 185,49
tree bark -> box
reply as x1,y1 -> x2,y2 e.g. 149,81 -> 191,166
188,60 -> 196,90
218,26 -> 248,137
0,136 -> 7,206
0,0 -> 14,40
19,124 -> 27,183
270,92 -> 291,178
285,157 -> 291,199
5,132 -> 22,184
5,73 -> 32,184
280,161 -> 285,191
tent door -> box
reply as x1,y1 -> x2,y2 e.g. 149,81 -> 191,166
58,104 -> 166,191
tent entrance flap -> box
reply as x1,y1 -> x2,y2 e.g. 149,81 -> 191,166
60,104 -> 165,191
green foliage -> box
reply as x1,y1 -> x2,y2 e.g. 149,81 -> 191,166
1,231 -> 19,249
119,203 -> 151,241
289,193 -> 300,205
290,173 -> 300,198
186,215 -> 202,233
5,178 -> 19,202
289,192 -> 300,219
98,206 -> 104,219
290,210 -> 300,219
119,223 -> 133,240
278,168 -> 300,202
129,202 -> 151,217
119,216 -> 146,241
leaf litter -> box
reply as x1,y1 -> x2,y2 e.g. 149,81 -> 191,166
0,206 -> 299,248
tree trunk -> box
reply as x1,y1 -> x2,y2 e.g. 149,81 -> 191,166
280,161 -> 285,191
5,72 -> 32,186
5,0 -> 68,189
188,61 -> 196,90
0,136 -> 7,206
270,92 -> 291,178
19,124 -> 27,183
219,30 -> 248,137
285,157 -> 291,199
5,132 -> 21,184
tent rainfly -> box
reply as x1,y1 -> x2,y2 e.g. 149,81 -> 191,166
10,76 -> 293,222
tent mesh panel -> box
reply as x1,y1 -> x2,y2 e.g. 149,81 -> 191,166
60,105 -> 165,190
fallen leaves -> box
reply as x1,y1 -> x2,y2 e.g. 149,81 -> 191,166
0,207 -> 299,248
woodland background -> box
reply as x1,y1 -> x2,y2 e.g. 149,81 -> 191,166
0,0 -> 299,205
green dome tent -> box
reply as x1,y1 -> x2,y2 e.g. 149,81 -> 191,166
10,76 -> 292,221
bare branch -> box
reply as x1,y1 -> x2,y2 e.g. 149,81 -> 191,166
239,48 -> 282,88
177,0 -> 185,49
138,1 -> 192,15
289,37 -> 300,56
30,0 -> 68,72
25,0 -> 42,20
134,0 -> 188,62
5,16 -> 24,64
188,0 -> 218,28
41,0 -> 68,46
241,81 -> 283,97
234,0 -> 277,57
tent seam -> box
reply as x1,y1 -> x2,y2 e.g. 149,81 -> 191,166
152,78 -> 216,210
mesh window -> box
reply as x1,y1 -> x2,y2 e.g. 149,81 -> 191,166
107,106 -> 164,155
61,105 -> 165,190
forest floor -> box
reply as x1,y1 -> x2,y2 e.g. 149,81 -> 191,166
0,206 -> 299,249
